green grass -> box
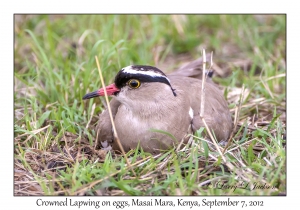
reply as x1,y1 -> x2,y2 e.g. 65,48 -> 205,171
14,14 -> 286,195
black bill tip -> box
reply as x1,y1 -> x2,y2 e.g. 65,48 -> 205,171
82,90 -> 99,100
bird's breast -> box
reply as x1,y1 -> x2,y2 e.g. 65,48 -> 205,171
113,101 -> 191,153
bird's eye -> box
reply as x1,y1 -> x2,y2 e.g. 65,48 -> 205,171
127,79 -> 141,89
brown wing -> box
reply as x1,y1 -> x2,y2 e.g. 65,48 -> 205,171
168,53 -> 214,83
169,76 -> 233,142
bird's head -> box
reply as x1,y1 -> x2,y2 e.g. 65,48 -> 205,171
82,65 -> 176,103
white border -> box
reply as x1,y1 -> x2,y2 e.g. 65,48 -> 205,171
3,1 -> 297,209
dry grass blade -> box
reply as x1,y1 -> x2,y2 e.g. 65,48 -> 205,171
60,121 -> 76,163
200,49 -> 206,118
85,103 -> 96,129
224,138 -> 257,154
94,127 -> 100,150
223,84 -> 245,154
265,73 -> 285,82
199,49 -> 225,160
95,56 -> 136,176
171,15 -> 185,36
15,125 -> 50,144
201,118 -> 225,161
199,50 -> 251,182
260,69 -> 274,99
